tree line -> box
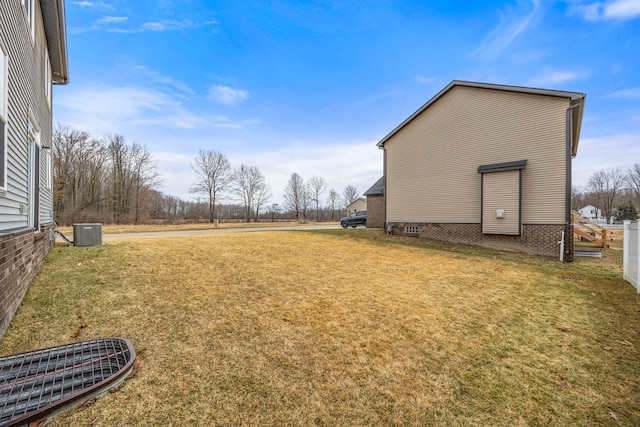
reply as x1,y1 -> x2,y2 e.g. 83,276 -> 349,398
189,149 -> 361,223
572,164 -> 640,223
52,125 -> 362,225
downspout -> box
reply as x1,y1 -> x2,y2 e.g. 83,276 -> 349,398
380,145 -> 389,234
565,105 -> 573,228
564,99 -> 583,261
565,99 -> 583,222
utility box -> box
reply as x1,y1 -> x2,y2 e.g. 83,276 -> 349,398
73,223 -> 104,246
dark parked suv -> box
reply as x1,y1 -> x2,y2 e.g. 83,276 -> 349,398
340,211 -> 367,228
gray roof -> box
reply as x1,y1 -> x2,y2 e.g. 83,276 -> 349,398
376,80 -> 585,156
40,0 -> 69,84
363,176 -> 384,196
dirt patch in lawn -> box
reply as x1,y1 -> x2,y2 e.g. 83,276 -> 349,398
1,230 -> 638,426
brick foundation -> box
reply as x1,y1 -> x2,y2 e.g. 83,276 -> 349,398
0,225 -> 55,338
388,222 -> 572,260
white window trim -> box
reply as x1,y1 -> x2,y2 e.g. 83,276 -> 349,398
44,48 -> 52,108
21,0 -> 36,42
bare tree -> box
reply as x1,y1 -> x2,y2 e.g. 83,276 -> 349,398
589,168 -> 626,223
307,176 -> 326,221
105,134 -> 132,224
231,164 -> 269,222
190,149 -> 231,223
627,163 -> 640,206
571,185 -> 585,211
587,172 -> 605,219
267,203 -> 280,221
342,185 -> 359,207
301,185 -> 311,221
326,188 -> 341,220
53,124 -> 106,223
54,126 -> 161,224
283,173 -> 305,221
254,183 -> 272,221
130,143 -> 162,224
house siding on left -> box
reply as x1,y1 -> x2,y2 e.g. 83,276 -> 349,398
0,0 -> 58,338
1,0 -> 54,229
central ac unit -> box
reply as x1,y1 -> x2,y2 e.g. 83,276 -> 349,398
73,223 -> 104,246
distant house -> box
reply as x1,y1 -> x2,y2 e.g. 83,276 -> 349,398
364,177 -> 384,228
346,198 -> 366,215
578,205 -> 601,220
377,81 -> 585,261
0,0 -> 69,337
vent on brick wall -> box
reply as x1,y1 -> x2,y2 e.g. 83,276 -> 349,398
405,225 -> 418,234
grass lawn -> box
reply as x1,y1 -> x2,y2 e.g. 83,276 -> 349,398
1,230 -> 638,426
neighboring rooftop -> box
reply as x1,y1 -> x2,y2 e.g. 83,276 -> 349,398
364,176 -> 384,196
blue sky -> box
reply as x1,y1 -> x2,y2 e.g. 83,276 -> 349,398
55,0 -> 640,205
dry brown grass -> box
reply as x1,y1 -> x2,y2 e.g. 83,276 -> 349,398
1,230 -> 638,426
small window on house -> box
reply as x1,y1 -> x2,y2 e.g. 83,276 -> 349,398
405,225 -> 418,234
478,160 -> 527,236
22,0 -> 36,41
0,45 -> 7,191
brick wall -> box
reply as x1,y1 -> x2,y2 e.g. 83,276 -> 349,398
0,225 -> 55,338
388,222 -> 571,260
366,195 -> 384,228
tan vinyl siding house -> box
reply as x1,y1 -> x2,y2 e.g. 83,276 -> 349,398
378,81 -> 585,260
0,0 -> 68,338
347,197 -> 366,214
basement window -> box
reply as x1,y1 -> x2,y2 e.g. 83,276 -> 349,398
405,225 -> 418,234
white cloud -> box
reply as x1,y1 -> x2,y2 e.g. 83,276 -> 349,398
141,22 -> 168,31
208,85 -> 250,105
472,0 -> 543,59
527,67 -> 588,86
228,141 -> 382,206
108,19 -> 218,34
571,0 -> 640,21
350,91 -> 401,107
604,0 -> 640,19
135,66 -> 195,96
153,152 -> 198,200
98,16 -> 128,24
71,1 -> 113,8
573,133 -> 640,185
416,76 -> 438,85
55,84 -> 254,135
606,87 -> 640,98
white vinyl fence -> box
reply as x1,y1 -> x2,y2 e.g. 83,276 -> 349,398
623,220 -> 639,293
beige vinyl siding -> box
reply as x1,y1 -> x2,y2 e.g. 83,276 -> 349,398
482,170 -> 520,234
0,0 -> 54,230
385,86 -> 568,224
